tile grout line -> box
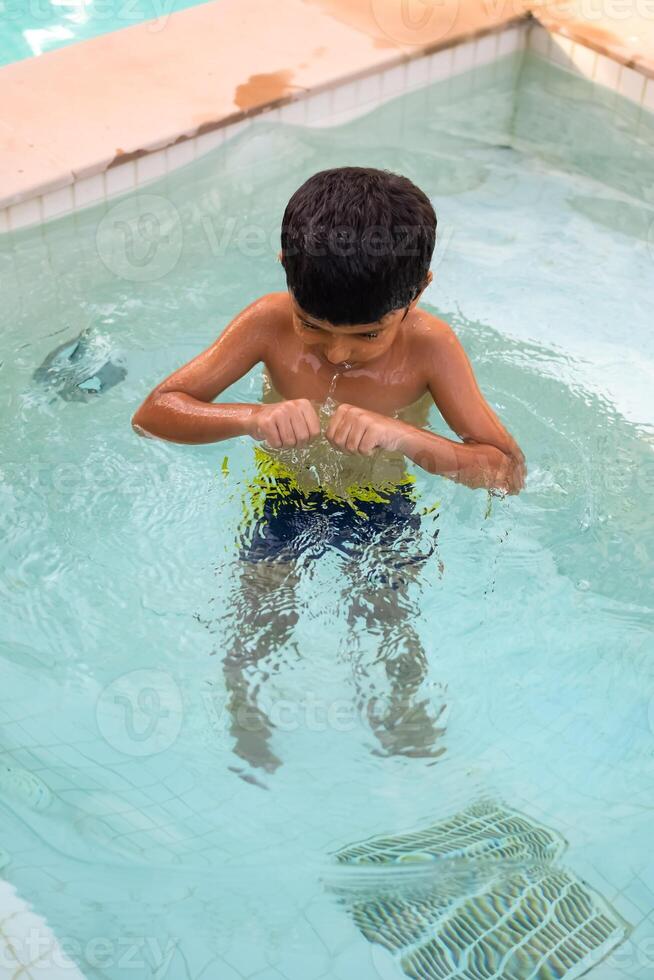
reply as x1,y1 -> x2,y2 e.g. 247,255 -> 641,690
2,23 -> 653,234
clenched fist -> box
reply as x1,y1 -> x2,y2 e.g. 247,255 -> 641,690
325,404 -> 407,456
248,399 -> 321,449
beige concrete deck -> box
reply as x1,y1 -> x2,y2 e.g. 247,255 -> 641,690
531,0 -> 654,75
0,0 -> 653,210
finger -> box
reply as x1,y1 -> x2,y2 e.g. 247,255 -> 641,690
325,405 -> 346,442
264,419 -> 283,449
289,409 -> 310,446
358,431 -> 380,456
300,401 -> 321,441
345,421 -> 365,454
332,418 -> 353,452
276,413 -> 296,447
325,415 -> 339,443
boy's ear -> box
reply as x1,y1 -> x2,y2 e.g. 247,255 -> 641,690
410,271 -> 433,307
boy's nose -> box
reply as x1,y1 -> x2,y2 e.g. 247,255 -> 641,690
325,342 -> 351,365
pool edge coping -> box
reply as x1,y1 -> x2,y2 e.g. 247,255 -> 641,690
0,1 -> 653,229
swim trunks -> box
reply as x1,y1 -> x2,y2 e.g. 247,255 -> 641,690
237,448 -> 439,581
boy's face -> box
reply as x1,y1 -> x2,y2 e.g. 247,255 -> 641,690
290,298 -> 408,368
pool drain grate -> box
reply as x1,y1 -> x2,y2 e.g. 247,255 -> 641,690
331,800 -> 630,980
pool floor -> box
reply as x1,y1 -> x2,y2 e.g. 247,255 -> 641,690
1,53 -> 654,979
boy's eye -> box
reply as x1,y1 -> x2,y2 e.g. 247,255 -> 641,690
362,332 -> 379,340
302,322 -> 321,331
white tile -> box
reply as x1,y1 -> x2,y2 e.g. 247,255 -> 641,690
474,32 -> 499,68
428,47 -> 453,82
570,41 -> 597,79
594,53 -> 621,92
549,33 -> 574,68
42,185 -> 74,221
643,78 -> 654,112
331,81 -> 358,115
528,24 -> 551,57
105,160 -> 136,197
451,39 -> 475,75
618,65 -> 646,104
165,138 -> 195,172
406,54 -> 430,90
194,128 -> 225,158
73,173 -> 104,209
135,148 -> 167,184
303,89 -> 332,125
8,197 -> 42,231
497,26 -> 522,57
356,72 -> 382,106
223,119 -> 251,143
279,98 -> 302,123
0,882 -> 85,979
316,105 -> 367,128
262,106 -> 281,122
380,63 -> 406,98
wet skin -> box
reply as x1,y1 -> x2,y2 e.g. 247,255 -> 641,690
135,287 -> 523,775
133,286 -> 526,494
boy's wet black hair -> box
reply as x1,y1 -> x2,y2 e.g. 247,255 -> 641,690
280,167 -> 436,326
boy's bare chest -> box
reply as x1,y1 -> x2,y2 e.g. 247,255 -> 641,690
263,346 -> 428,416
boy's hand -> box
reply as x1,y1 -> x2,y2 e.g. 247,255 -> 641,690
248,399 -> 321,449
325,404 -> 407,456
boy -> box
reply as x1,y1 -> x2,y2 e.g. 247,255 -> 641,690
133,167 -> 525,774
133,167 -> 525,498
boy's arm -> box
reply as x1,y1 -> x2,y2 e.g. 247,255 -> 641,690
402,321 -> 526,493
132,296 -> 270,444
132,294 -> 320,447
326,319 -> 525,494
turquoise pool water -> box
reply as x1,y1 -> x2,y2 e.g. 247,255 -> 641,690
1,53 -> 654,979
0,0 -> 212,66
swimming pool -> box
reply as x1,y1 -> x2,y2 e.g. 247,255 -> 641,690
1,48 -> 654,979
0,0 -> 213,66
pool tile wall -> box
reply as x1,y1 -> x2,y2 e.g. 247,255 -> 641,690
0,879 -> 86,979
0,23 -> 528,235
1,20 -> 653,238
530,22 -> 654,108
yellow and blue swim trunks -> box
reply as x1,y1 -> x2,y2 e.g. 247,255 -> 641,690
238,448 -> 439,577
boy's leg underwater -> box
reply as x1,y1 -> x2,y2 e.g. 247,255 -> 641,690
222,558 -> 301,775
341,556 -> 447,760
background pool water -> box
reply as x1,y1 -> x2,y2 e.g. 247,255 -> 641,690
1,53 -> 654,979
0,0 -> 214,66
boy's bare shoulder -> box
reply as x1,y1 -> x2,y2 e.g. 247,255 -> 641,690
241,291 -> 291,326
409,308 -> 459,359
226,292 -> 292,353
